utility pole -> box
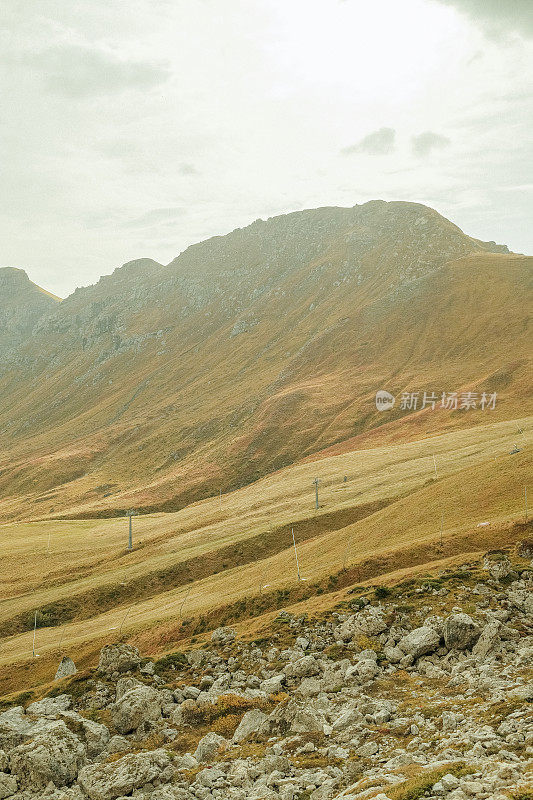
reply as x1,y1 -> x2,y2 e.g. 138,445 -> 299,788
32,611 -> 37,658
119,606 -> 132,637
313,477 -> 320,510
291,527 -> 301,581
179,584 -> 192,619
126,510 -> 137,551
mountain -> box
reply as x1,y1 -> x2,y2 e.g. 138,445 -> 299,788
0,267 -> 61,354
0,200 -> 530,521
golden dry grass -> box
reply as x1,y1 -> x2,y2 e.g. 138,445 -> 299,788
0,250 -> 531,521
0,413 -> 530,695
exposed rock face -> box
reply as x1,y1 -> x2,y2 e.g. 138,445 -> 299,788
111,685 -> 162,734
55,656 -> 77,681
8,720 -> 85,789
398,625 -> 441,658
78,748 -> 172,800
443,613 -> 481,650
97,644 -> 141,676
0,267 -> 60,357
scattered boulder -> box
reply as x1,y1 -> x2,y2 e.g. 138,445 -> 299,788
443,613 -> 481,650
0,557 -> 531,800
383,645 -> 403,663
0,707 -> 40,751
0,772 -> 17,799
111,685 -> 162,734
287,654 -> 320,678
60,711 -> 110,758
398,626 -> 440,659
77,748 -> 172,800
8,720 -> 86,790
334,607 -> 387,642
517,539 -> 533,560
55,656 -> 77,681
194,732 -> 228,763
26,695 -> 72,716
232,709 -> 268,743
353,657 -> 380,682
97,644 -> 141,676
269,699 -> 326,735
115,676 -> 142,701
260,674 -> 285,694
472,621 -> 501,658
484,554 -> 512,581
211,627 -> 236,646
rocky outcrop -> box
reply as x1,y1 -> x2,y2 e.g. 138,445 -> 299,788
8,720 -> 85,790
0,556 -> 531,799
398,625 -> 441,658
78,748 -> 172,800
443,613 -> 481,650
97,644 -> 141,676
111,684 -> 162,734
55,657 -> 77,681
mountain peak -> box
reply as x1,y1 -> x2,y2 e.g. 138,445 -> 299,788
0,266 -> 61,305
0,267 -> 61,354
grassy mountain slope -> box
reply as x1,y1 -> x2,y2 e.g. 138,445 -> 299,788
0,412 -> 530,695
0,202 -> 530,522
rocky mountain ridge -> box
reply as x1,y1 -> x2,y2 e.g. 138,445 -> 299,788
0,201 -> 529,521
0,267 -> 60,355
2,202 -> 510,358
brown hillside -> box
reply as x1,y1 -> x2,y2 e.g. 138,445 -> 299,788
0,201 -> 530,521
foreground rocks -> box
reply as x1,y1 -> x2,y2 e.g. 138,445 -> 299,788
0,548 -> 531,799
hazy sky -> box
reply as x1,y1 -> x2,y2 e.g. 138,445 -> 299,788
1,0 -> 532,297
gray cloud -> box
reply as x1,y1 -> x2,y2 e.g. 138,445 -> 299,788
412,131 -> 451,157
438,0 -> 533,36
341,127 -> 396,156
26,44 -> 171,97
178,163 -> 199,176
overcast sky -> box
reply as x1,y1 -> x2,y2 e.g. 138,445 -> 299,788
1,0 -> 532,297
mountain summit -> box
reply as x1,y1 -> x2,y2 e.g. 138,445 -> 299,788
0,201 -> 529,521
0,267 -> 61,354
